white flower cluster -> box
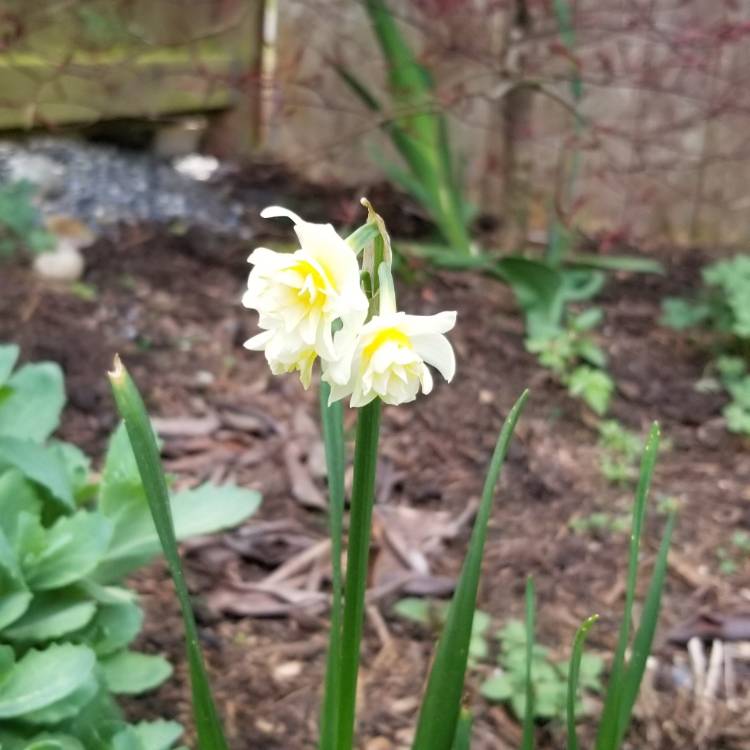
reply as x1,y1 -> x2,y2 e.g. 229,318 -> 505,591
243,206 -> 456,407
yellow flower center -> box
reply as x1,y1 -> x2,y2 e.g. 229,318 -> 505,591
291,259 -> 330,308
363,327 -> 412,361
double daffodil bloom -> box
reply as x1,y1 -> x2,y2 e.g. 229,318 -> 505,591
326,270 -> 456,407
243,207 -> 368,387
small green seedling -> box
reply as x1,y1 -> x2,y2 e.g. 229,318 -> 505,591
481,619 -> 604,722
597,420 -> 643,485
717,531 -> 750,575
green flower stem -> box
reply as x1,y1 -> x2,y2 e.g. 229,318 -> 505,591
337,398 -> 382,750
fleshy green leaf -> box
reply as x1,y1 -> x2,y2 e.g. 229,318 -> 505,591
133,720 -> 183,750
96,483 -> 261,582
0,526 -> 31,629
79,601 -> 144,656
23,511 -> 113,590
0,362 -> 65,443
20,675 -> 99,725
0,344 -> 19,386
0,644 -> 95,719
0,438 -> 73,511
100,651 -> 173,695
3,589 -> 97,642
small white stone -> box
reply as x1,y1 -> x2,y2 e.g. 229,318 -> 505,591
33,241 -> 85,282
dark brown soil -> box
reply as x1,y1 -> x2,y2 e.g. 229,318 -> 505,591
2,211 -> 749,750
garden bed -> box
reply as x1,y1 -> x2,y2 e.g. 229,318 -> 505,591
1,192 -> 748,749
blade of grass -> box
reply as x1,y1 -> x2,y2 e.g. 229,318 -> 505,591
521,576 -> 536,750
595,422 -> 660,750
615,510 -> 676,746
318,381 -> 346,750
411,391 -> 529,750
566,614 -> 599,750
337,398 -> 382,750
108,356 -> 228,750
451,708 -> 473,750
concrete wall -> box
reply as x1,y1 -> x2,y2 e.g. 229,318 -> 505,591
266,0 -> 750,248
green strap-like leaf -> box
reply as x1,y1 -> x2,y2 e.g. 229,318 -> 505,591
615,511 -> 676,745
566,615 -> 599,750
411,391 -> 528,750
108,357 -> 229,750
595,423 -> 660,750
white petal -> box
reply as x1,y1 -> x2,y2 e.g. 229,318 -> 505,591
244,330 -> 273,350
419,363 -> 434,394
261,206 -> 304,224
247,246 -> 292,268
412,333 -> 456,382
402,311 -> 457,336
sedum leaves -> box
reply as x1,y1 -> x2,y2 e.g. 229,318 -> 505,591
0,344 -> 260,748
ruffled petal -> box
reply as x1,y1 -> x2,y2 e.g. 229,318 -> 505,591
261,205 -> 304,224
411,333 -> 456,382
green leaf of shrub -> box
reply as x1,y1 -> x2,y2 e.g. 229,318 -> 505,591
3,590 -> 97,642
79,601 -> 144,656
0,363 -> 65,443
133,720 -> 183,750
96,483 -> 260,582
0,643 -> 95,718
0,344 -> 19,386
19,675 -> 99,725
0,438 -> 73,511
24,511 -> 114,590
101,651 -> 173,695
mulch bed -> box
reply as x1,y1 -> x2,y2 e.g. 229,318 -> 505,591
2,207 -> 749,749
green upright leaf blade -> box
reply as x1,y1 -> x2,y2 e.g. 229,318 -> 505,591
411,391 -> 528,750
567,615 -> 599,750
108,357 -> 229,750
615,512 -> 676,745
595,423 -> 660,750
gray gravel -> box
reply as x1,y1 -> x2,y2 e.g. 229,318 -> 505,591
0,137 -> 250,238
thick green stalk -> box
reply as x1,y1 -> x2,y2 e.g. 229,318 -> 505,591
108,356 -> 228,750
337,399 -> 382,750
319,382 -> 346,750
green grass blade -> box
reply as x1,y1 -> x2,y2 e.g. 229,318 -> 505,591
595,422 -> 660,750
108,356 -> 228,750
521,576 -> 536,750
615,511 -> 676,746
451,708 -> 473,750
318,382 -> 346,750
566,615 -> 599,750
337,399 -> 382,750
411,391 -> 529,750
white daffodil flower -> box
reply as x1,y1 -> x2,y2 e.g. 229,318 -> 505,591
242,206 -> 369,387
326,268 -> 456,407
